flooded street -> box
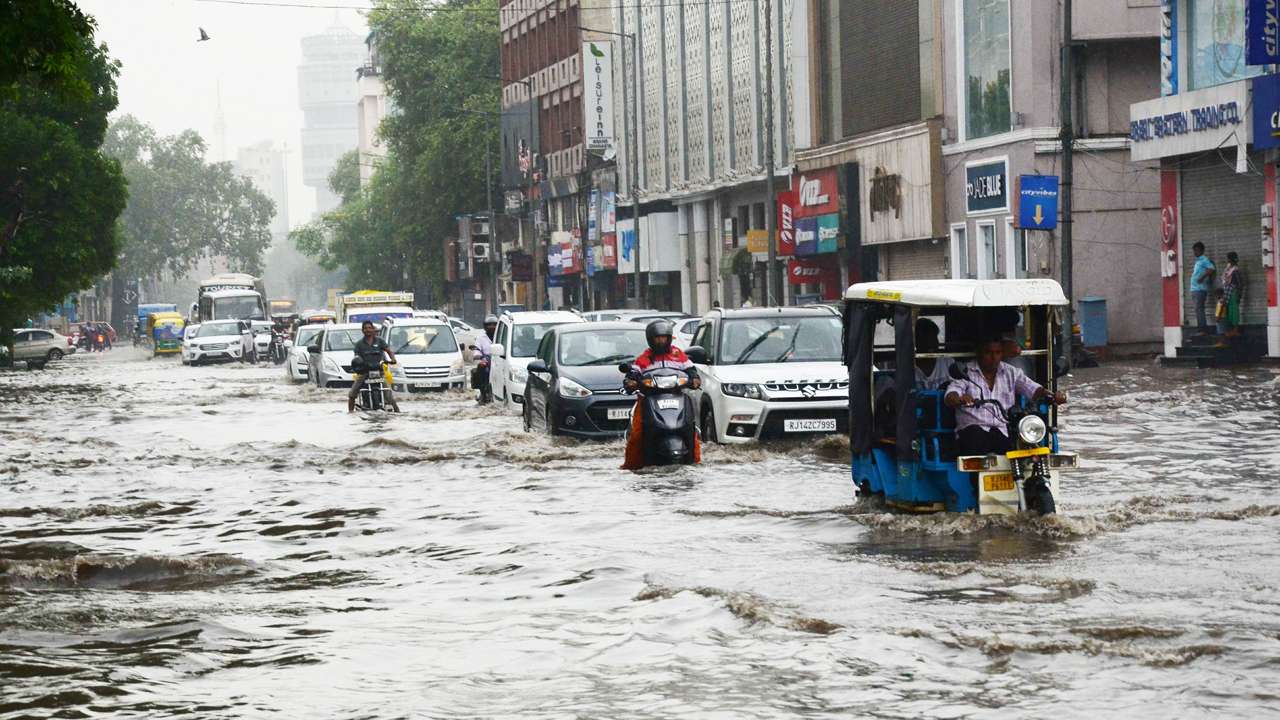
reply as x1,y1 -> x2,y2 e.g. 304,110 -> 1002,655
2,351 -> 1279,718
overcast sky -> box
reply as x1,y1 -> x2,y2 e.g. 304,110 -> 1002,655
78,0 -> 370,228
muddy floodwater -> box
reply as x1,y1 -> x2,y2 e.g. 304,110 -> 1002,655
1,350 -> 1278,718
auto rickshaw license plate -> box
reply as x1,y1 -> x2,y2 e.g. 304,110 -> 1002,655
983,474 -> 1015,492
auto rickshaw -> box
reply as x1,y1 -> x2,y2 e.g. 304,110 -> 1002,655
842,279 -> 1078,515
147,311 -> 186,358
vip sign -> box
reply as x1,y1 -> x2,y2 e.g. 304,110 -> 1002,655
582,42 -> 615,153
794,169 -> 840,218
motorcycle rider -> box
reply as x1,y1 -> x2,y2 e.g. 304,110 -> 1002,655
471,315 -> 498,404
621,319 -> 702,470
348,320 -> 400,413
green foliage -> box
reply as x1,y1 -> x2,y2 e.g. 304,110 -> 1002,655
0,6 -> 127,347
104,115 -> 276,281
293,0 -> 499,302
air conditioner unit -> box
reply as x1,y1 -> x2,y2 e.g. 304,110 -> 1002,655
472,219 -> 491,236
473,243 -> 491,261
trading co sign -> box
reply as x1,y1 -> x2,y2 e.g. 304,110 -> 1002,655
1129,82 -> 1250,161
581,42 -> 615,153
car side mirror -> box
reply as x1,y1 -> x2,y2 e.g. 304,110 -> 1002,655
685,346 -> 708,364
527,359 -> 549,375
490,343 -> 505,357
617,362 -> 632,374
459,343 -> 466,352
307,343 -> 320,354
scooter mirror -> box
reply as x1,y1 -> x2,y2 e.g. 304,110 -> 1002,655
617,362 -> 632,374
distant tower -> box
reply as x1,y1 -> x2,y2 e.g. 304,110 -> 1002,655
234,141 -> 290,242
297,20 -> 363,215
212,80 -> 228,163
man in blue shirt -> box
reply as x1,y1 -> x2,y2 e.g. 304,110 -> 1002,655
1189,242 -> 1216,334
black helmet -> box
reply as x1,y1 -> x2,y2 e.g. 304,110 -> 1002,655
645,319 -> 674,354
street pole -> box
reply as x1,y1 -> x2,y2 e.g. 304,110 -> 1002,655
629,32 -> 642,307
1059,0 -> 1075,369
486,135 -> 498,315
763,0 -> 778,306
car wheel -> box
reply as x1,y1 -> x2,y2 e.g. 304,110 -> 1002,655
700,403 -> 719,444
47,349 -> 63,361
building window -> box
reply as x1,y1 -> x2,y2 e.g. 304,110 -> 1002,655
950,224 -> 969,279
962,0 -> 1011,140
1188,0 -> 1262,90
976,220 -> 997,279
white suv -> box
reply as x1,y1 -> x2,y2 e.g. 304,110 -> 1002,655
489,310 -> 584,412
381,318 -> 465,392
688,307 -> 848,443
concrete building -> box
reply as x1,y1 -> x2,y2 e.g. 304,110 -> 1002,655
1127,0 -> 1280,362
298,21 -> 363,215
234,140 -> 290,241
356,31 -> 390,188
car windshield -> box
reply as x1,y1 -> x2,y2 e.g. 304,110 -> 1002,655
325,329 -> 363,351
294,327 -> 321,347
510,322 -> 560,357
558,329 -> 647,366
197,322 -> 239,337
387,325 -> 456,354
720,316 -> 843,364
212,295 -> 264,320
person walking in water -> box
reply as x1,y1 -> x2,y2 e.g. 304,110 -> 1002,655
1219,251 -> 1246,343
1189,242 -> 1215,335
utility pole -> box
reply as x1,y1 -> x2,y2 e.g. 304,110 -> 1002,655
485,136 -> 498,314
1059,0 -> 1075,369
763,0 -> 778,306
628,31 -> 642,307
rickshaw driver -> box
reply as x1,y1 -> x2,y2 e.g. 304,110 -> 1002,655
944,337 -> 1066,455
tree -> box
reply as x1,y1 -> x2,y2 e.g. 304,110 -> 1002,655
0,4 -> 127,351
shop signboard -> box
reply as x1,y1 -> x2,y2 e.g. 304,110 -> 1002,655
1016,175 -> 1059,230
816,214 -> 839,253
794,169 -> 840,218
510,252 -> 533,282
746,229 -> 772,254
1247,0 -> 1280,66
965,158 -> 1008,215
794,217 -> 818,256
581,42 -> 615,153
586,246 -> 596,277
850,123 -> 944,245
777,190 -> 797,256
602,191 -> 617,232
1253,72 -> 1280,150
601,233 -> 618,269
722,217 -> 737,249
786,257 -> 842,300
588,190 -> 600,242
1129,81 -> 1250,161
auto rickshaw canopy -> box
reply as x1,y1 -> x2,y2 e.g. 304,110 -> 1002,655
844,279 -> 1068,308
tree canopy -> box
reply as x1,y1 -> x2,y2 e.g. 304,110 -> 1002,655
291,0 -> 499,303
0,3 -> 127,340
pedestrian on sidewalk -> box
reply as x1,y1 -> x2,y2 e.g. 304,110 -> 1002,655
1189,242 -> 1215,334
1221,251 -> 1246,339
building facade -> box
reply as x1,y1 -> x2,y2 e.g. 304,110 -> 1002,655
356,32 -> 390,188
298,22 -> 363,215
1128,0 -> 1280,359
234,141 -> 290,242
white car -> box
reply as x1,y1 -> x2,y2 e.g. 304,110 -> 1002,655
306,323 -> 362,388
382,318 -> 465,392
183,320 -> 249,365
286,325 -> 323,382
489,310 -> 584,412
181,324 -> 200,365
671,317 -> 700,349
689,307 -> 849,444
447,316 -> 478,351
11,328 -> 71,369
251,320 -> 273,362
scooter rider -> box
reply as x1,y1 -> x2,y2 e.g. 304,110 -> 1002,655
622,319 -> 702,469
471,315 -> 498,404
348,320 -> 400,413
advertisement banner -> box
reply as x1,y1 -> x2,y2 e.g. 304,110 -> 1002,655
746,229 -> 772,254
510,252 -> 533,282
794,168 -> 840,218
722,217 -> 737,249
1247,0 -> 1280,66
588,190 -> 600,242
586,246 -> 596,277
777,190 -> 797,256
582,41 -> 615,153
794,217 -> 818,256
1253,72 -> 1280,150
602,191 -> 617,232
602,232 -> 618,269
816,214 -> 840,253
787,258 -> 842,300
965,158 -> 1008,215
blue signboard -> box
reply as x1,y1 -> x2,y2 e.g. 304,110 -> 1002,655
1253,72 -> 1280,150
965,159 -> 1008,214
1247,0 -> 1280,66
1017,175 -> 1059,231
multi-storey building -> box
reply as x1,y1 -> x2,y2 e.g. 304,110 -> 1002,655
234,140 -> 290,242
298,21 -> 363,215
356,31 -> 389,189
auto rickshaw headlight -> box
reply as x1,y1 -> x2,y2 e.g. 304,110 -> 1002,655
1017,415 -> 1047,445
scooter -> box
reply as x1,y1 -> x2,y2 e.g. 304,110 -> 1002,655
268,328 -> 287,365
470,347 -> 492,404
619,363 -> 697,466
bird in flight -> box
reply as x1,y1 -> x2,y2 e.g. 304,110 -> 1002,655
198,27 -> 211,42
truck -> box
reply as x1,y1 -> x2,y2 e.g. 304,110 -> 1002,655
269,298 -> 298,317
334,289 -> 415,324
193,273 -> 269,323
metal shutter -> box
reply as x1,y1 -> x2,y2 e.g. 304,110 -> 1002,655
884,239 -> 948,280
1180,153 -> 1267,325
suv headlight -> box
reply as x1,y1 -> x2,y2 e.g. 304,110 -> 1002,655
1017,415 -> 1047,445
511,366 -> 528,384
558,377 -> 592,398
323,357 -> 342,374
722,383 -> 764,400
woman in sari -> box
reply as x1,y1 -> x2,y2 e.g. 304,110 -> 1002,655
1220,251 -> 1246,340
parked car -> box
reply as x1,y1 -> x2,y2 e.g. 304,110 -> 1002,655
688,306 -> 849,443
522,322 -> 649,438
628,311 -> 691,325
286,325 -> 323,382
11,328 -> 71,369
671,317 -> 701,349
306,323 -> 362,388
489,310 -> 584,412
447,316 -> 478,352
581,308 -> 657,322
182,320 -> 249,365
180,324 -> 200,365
381,318 -> 465,392
250,320 -> 273,362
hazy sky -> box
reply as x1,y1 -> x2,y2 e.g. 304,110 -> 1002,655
77,0 -> 370,228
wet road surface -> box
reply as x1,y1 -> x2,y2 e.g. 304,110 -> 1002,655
2,350 -> 1279,718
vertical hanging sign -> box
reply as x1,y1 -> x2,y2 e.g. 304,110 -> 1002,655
1160,0 -> 1178,95
1247,0 -> 1280,66
582,42 -> 615,153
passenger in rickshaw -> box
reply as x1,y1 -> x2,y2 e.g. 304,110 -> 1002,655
873,318 -> 954,437
944,336 -> 1066,456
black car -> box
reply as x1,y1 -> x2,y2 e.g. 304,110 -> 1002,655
522,322 -> 651,438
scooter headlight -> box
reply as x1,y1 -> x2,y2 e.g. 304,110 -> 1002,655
558,377 -> 592,398
653,375 -> 679,390
1017,415 -> 1047,445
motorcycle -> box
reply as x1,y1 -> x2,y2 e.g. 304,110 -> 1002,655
355,360 -> 397,412
268,328 -> 288,365
619,363 -> 698,467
